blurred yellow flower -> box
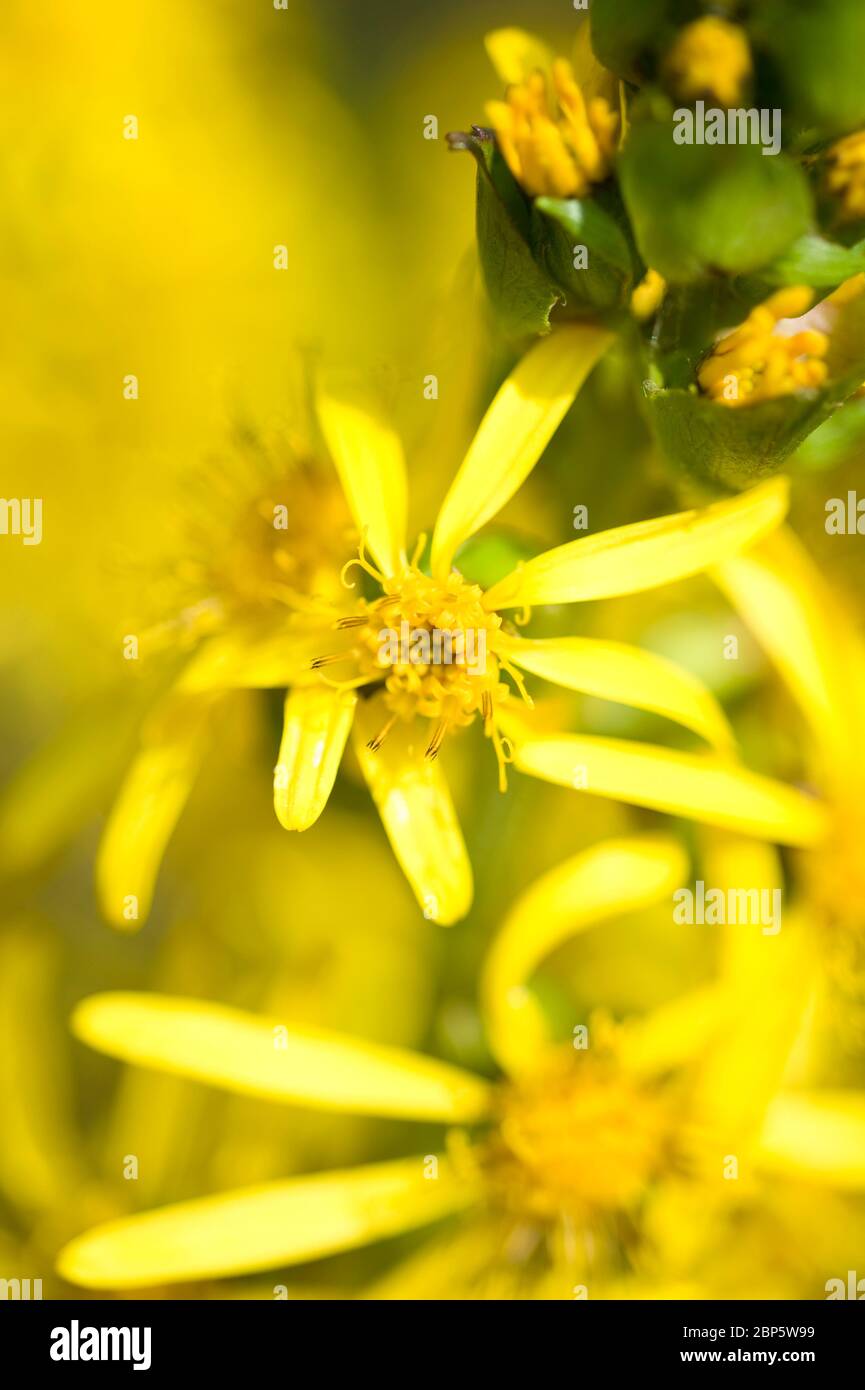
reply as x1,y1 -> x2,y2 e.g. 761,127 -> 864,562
58,835 -> 865,1297
664,17 -> 752,108
825,129 -> 865,224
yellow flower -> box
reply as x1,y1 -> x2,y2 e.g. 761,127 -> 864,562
697,287 -> 829,407
57,835 -> 865,1297
664,16 -> 752,108
825,129 -> 865,224
97,328 -> 820,931
484,28 -> 619,199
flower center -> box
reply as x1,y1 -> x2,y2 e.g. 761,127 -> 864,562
480,1049 -> 668,1220
313,542 -> 530,784
697,287 -> 829,407
486,57 -> 618,199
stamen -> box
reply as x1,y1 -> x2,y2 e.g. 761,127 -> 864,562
336,615 -> 369,629
410,531 -> 428,569
367,714 -> 397,752
340,534 -> 387,590
426,718 -> 450,760
498,656 -> 534,708
311,652 -> 352,669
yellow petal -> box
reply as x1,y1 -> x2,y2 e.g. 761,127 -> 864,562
482,836 -> 688,1074
484,27 -> 554,85
353,699 -> 472,924
699,831 -> 784,983
620,986 -> 724,1081
689,918 -> 813,1163
96,695 -> 219,929
507,730 -> 827,846
485,477 -> 789,609
274,685 -> 356,831
316,386 -> 407,578
430,326 -> 612,579
714,528 -> 864,773
500,633 -> 734,751
72,993 -> 491,1122
758,1092 -> 865,1189
57,1156 -> 473,1288
179,622 -> 329,692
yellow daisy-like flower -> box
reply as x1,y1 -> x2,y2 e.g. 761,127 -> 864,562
98,327 -> 821,931
825,129 -> 865,225
484,28 -> 620,199
57,835 -> 865,1298
664,16 -> 752,108
697,287 -> 829,407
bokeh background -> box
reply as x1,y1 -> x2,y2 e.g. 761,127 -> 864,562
2,0 -> 865,1300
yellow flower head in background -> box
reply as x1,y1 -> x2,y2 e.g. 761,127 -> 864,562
825,129 -> 865,225
58,835 -> 865,1298
664,16 -> 752,108
96,325 -> 824,930
484,27 -> 620,199
698,287 -> 829,407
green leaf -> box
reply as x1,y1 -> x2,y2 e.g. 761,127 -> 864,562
752,0 -> 865,138
619,121 -> 813,283
746,234 -> 865,291
533,195 -> 636,311
643,385 -> 840,488
450,130 -> 562,338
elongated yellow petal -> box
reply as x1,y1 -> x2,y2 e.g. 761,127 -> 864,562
179,622 -> 330,692
482,836 -> 688,1074
484,27 -> 554,85
508,730 -> 827,846
500,634 -> 734,752
353,698 -> 472,924
316,387 -> 407,578
715,528 -> 864,773
758,1091 -> 865,1188
620,986 -> 724,1081
72,993 -> 492,1122
688,917 -> 813,1166
274,685 -> 356,831
96,695 -> 219,928
57,1156 -> 474,1288
485,477 -> 789,609
700,831 -> 784,983
430,326 -> 612,579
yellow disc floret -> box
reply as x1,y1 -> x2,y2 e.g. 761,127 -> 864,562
697,287 -> 829,408
664,16 -> 752,107
631,268 -> 667,321
825,129 -> 865,224
486,57 -> 619,199
314,539 -> 529,786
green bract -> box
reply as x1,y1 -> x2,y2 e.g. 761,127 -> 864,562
449,128 -> 639,337
643,295 -> 865,487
